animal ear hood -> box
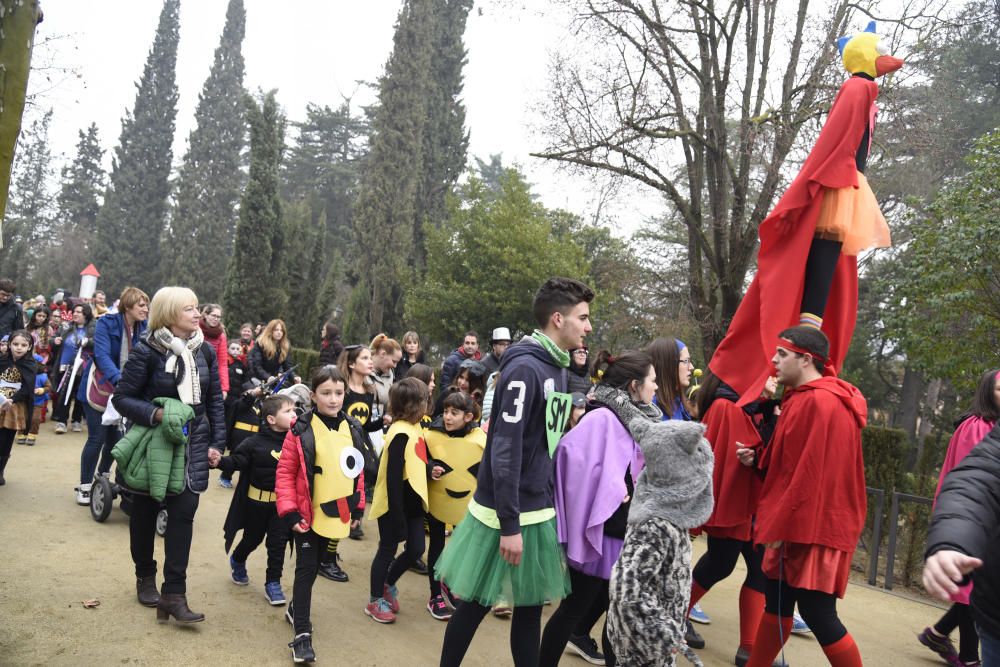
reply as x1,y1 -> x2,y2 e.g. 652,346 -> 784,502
838,20 -> 903,78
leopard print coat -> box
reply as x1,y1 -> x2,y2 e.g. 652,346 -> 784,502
607,517 -> 703,667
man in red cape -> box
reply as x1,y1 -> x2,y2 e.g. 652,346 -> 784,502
743,326 -> 867,667
709,21 -> 902,407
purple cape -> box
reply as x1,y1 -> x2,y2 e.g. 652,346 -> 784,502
554,407 -> 644,570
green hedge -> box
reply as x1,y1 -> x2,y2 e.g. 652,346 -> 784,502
290,347 -> 320,381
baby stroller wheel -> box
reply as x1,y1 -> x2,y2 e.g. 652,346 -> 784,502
90,475 -> 114,522
156,508 -> 168,537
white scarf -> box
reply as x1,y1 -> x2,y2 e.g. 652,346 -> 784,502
151,327 -> 204,406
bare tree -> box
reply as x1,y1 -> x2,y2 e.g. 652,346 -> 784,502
533,0 -> 941,354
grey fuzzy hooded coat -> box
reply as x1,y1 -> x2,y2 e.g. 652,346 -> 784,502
607,419 -> 714,667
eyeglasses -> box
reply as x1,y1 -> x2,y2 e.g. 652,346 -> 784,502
678,358 -> 694,366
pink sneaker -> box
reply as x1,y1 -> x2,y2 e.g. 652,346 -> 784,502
365,598 -> 396,624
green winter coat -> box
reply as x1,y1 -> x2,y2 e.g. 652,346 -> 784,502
112,397 -> 194,501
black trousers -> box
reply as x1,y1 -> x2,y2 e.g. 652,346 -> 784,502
441,601 -> 544,667
129,488 -> 200,595
935,602 -> 980,662
0,428 -> 16,458
231,499 -> 291,583
692,535 -> 766,593
291,530 -> 330,635
52,372 -> 84,425
539,567 -> 615,666
764,577 -> 847,647
370,513 -> 425,598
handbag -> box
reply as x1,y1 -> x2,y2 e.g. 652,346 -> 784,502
87,363 -> 115,412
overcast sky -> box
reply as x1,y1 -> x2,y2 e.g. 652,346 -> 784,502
27,0 -> 661,234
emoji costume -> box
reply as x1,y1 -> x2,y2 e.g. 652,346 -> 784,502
710,21 -> 902,406
425,419 -> 486,526
368,420 -> 430,521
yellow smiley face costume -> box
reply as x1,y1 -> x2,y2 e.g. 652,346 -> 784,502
311,418 -> 366,539
426,425 -> 486,525
369,420 -> 429,519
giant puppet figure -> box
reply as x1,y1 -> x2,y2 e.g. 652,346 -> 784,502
710,22 -> 903,402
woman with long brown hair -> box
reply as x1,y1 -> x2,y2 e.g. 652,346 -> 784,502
647,337 -> 694,421
248,319 -> 295,385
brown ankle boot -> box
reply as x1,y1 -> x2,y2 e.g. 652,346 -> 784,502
156,593 -> 205,624
136,576 -> 160,607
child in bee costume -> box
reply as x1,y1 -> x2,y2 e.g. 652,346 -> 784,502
424,391 -> 486,620
215,394 -> 297,605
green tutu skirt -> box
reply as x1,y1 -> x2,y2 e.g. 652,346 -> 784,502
435,514 -> 570,607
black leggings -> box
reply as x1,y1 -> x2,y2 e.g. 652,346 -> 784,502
427,515 -> 447,597
539,567 -> 615,666
0,428 -> 15,459
441,600 -> 544,667
692,536 -> 766,593
370,514 -> 425,599
935,602 -> 980,662
764,578 -> 846,646
290,530 -> 329,635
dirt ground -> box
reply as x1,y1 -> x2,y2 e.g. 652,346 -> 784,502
1,429 -> 953,666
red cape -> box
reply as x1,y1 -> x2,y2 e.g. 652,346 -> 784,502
699,398 -> 764,540
754,376 -> 868,552
710,77 -> 879,405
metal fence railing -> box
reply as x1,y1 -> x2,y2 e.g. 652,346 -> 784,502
883,491 -> 934,591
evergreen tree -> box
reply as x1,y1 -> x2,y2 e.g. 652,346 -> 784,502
351,0 -> 434,336
48,123 -> 106,290
224,91 -> 286,328
0,109 -> 55,292
415,0 -> 471,268
280,198 -> 323,347
282,102 -> 369,247
161,0 -> 246,301
93,0 -> 180,294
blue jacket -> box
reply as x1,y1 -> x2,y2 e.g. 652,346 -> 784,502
76,314 -> 147,402
112,335 -> 225,494
473,338 -> 566,535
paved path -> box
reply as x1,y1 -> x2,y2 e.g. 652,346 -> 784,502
0,428 -> 950,666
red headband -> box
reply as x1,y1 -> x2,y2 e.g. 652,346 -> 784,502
776,338 -> 827,364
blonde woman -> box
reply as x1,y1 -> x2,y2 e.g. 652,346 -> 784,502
395,331 -> 425,380
112,286 -> 225,623
248,319 -> 298,385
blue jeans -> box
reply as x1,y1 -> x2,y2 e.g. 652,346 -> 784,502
982,625 -> 1000,667
80,403 -> 121,484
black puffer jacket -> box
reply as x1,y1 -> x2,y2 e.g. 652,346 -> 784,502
248,344 -> 293,382
112,336 -> 226,494
926,422 -> 1000,639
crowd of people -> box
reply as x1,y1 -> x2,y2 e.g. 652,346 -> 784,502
1,273 -> 997,667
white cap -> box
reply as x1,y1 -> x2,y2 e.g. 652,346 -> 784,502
491,327 -> 512,342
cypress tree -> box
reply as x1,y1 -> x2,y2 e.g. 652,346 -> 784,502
351,0 -> 434,335
415,0 -> 472,269
48,123 -> 106,290
0,109 -> 55,291
93,0 -> 180,294
161,0 -> 246,300
280,198 -> 323,346
224,91 -> 286,328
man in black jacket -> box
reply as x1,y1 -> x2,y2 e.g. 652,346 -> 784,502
924,422 -> 1000,665
0,279 -> 24,337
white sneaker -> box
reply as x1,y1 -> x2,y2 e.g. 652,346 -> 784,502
71,422 -> 82,432
76,483 -> 92,506
55,422 -> 67,434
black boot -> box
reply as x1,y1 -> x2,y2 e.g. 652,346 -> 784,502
317,553 -> 348,582
136,575 -> 160,607
685,619 -> 706,649
0,456 -> 9,486
156,593 -> 205,624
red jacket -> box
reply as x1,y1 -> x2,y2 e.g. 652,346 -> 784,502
275,412 -> 366,530
700,397 -> 764,539
755,377 -> 867,552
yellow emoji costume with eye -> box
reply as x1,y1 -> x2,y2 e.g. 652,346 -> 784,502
369,420 -> 429,519
311,418 -> 366,539
425,422 -> 486,526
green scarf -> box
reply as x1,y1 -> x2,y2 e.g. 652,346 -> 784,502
530,330 -> 570,368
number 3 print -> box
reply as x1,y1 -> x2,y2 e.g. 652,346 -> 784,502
502,380 -> 526,423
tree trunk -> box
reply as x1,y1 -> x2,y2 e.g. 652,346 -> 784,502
894,364 -> 925,451
0,0 -> 43,244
